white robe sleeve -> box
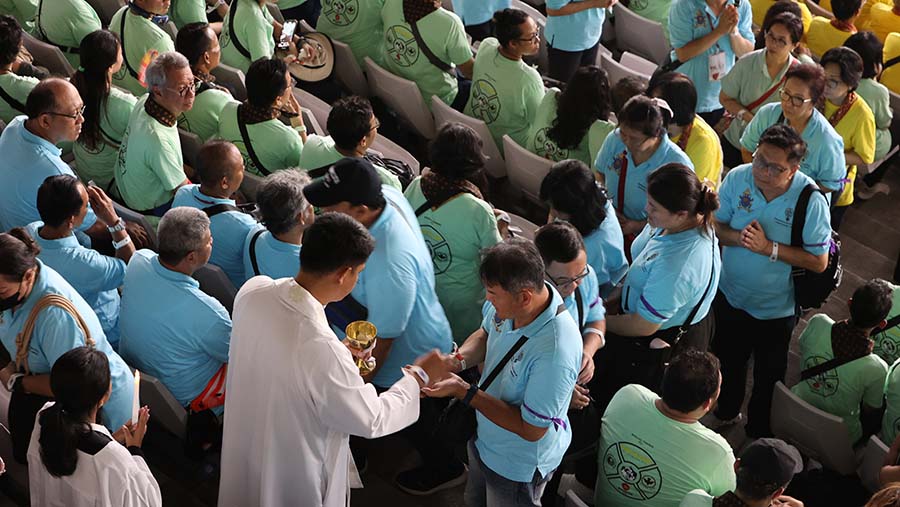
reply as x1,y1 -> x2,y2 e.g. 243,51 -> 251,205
121,454 -> 163,507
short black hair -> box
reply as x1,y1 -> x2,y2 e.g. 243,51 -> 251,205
647,72 -> 696,126
327,96 -> 374,151
37,175 -> 85,228
539,159 -> 609,238
429,123 -> 486,181
844,31 -> 884,79
196,140 -> 242,186
493,8 -> 529,47
611,75 -> 647,116
175,22 -> 214,68
0,15 -> 22,67
534,222 -> 585,265
480,239 -> 545,294
299,212 -> 375,274
765,12 -> 803,44
850,279 -> 893,328
620,95 -> 671,138
831,0 -> 862,21
246,57 -> 289,109
661,350 -> 721,413
758,124 -> 808,165
821,46 -> 865,91
25,78 -> 65,119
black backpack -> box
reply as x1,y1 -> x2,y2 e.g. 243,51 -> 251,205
791,184 -> 842,310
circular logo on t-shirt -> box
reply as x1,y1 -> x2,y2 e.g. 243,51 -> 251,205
421,225 -> 452,275
220,28 -> 232,50
533,128 -> 567,161
231,141 -> 259,174
385,25 -> 419,67
115,127 -> 130,172
470,80 -> 501,124
804,355 -> 840,397
874,332 -> 900,365
322,0 -> 359,26
603,442 -> 662,500
631,0 -> 649,8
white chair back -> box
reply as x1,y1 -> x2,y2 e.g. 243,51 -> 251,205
211,64 -> 248,102
293,88 -> 332,135
502,135 -> 553,204
266,2 -> 285,23
193,264 -> 238,315
22,32 -> 75,77
301,107 -> 324,136
431,95 -> 506,178
564,489 -> 590,507
508,212 -> 539,242
369,134 -> 422,176
140,372 -> 188,439
613,3 -> 671,65
364,57 -> 436,139
332,39 -> 369,97
620,52 -> 659,78
601,52 -> 650,86
858,435 -> 890,492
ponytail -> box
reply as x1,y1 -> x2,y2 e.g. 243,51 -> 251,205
0,228 -> 40,280
72,30 -> 120,152
647,163 -> 719,230
38,404 -> 87,477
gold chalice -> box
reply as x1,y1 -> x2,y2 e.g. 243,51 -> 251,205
345,321 -> 377,375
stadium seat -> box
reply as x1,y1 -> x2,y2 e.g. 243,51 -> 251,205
601,52 -> 651,86
139,372 -> 187,440
507,212 -> 540,241
301,107 -> 324,136
613,3 -> 671,65
211,64 -> 248,102
770,382 -> 858,475
332,38 -> 369,97
192,264 -> 238,315
511,0 -> 549,74
364,57 -> 436,139
858,435 -> 889,492
503,134 -> 554,205
85,0 -> 125,26
112,201 -> 159,251
161,21 -> 178,40
22,32 -> 75,78
293,87 -> 332,135
240,171 -> 265,202
369,134 -> 422,176
178,129 -> 202,169
564,489 -> 591,507
431,95 -> 506,178
620,51 -> 659,78
266,2 -> 285,23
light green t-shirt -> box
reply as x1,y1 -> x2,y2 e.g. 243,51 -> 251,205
856,78 -> 894,160
279,0 -> 308,9
297,134 -> 402,189
169,0 -> 208,29
464,37 -> 544,152
380,0 -> 473,107
0,0 -> 38,32
216,101 -> 303,176
404,176 -> 501,344
679,489 -> 714,507
33,0 -> 101,69
178,87 -> 236,142
0,72 -> 38,124
114,96 -> 186,211
627,0 -> 671,40
110,7 -> 176,96
74,87 -> 138,190
720,49 -> 797,149
882,359 -> 900,445
595,384 -> 736,507
317,0 -> 385,67
526,88 -> 615,166
792,314 -> 888,443
874,284 -> 900,366
220,0 -> 275,73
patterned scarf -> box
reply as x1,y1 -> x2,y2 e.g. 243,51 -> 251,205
830,18 -> 856,33
239,102 -> 279,125
712,492 -> 751,507
403,0 -> 438,23
827,91 -> 857,127
144,96 -> 177,127
831,320 -> 874,360
420,170 -> 483,209
194,72 -> 229,94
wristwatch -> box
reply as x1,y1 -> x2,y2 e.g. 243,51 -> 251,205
107,218 -> 126,233
462,383 -> 479,407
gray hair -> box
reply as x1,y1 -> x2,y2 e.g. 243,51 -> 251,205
158,207 -> 211,264
257,169 -> 312,235
145,51 -> 190,91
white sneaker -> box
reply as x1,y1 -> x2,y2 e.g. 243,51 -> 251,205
701,412 -> 743,431
856,182 -> 890,200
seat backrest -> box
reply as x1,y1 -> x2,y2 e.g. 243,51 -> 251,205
332,39 -> 369,97
502,135 -> 553,204
364,57 -> 436,139
431,95 -> 506,178
858,435 -> 890,493
770,382 -> 857,475
301,107 -> 324,136
601,52 -> 650,86
192,264 -> 237,315
140,372 -> 187,439
613,3 -> 671,65
211,64 -> 248,102
620,52 -> 659,78
85,0 -> 124,26
112,201 -> 158,251
178,129 -> 202,169
266,2 -> 285,23
369,134 -> 422,176
240,171 -> 265,201
511,0 -> 549,74
22,32 -> 75,78
161,21 -> 178,40
806,1 -> 834,19
564,489 -> 590,507
293,88 -> 332,136
507,212 -> 540,241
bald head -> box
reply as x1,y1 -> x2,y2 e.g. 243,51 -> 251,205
25,79 -> 83,144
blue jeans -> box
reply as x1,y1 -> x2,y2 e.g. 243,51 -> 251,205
464,439 -> 555,507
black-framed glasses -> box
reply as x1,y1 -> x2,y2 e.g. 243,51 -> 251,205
764,31 -> 789,47
167,83 -> 196,98
779,88 -> 813,107
546,266 -> 589,288
751,152 -> 790,176
517,32 -> 540,43
46,105 -> 86,120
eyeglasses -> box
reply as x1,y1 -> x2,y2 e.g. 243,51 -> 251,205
517,32 -> 541,43
45,105 -> 86,120
764,31 -> 790,47
370,118 -> 381,132
546,266 -> 590,288
779,88 -> 813,107
751,152 -> 791,176
167,83 -> 196,98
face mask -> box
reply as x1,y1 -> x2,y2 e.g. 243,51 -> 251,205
128,1 -> 170,26
0,291 -> 23,312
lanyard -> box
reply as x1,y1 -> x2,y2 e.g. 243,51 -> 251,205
615,150 -> 628,214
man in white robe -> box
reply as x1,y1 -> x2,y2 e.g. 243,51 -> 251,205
218,212 -> 449,507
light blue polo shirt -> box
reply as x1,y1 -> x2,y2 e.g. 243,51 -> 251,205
172,184 -> 263,288
622,225 -> 720,330
740,102 -> 847,192
545,0 -> 605,52
0,116 -> 97,232
119,250 -> 232,410
583,199 -> 628,296
717,164 -> 832,320
0,261 -> 133,430
452,0 -> 511,26
668,0 -> 754,113
594,130 -> 694,221
330,185 -> 453,388
475,284 -> 582,482
24,221 -> 126,348
562,265 -> 606,329
242,229 -> 301,281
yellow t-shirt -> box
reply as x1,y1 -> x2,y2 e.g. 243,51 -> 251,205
672,116 -> 723,190
806,16 -> 855,57
751,0 -> 812,35
863,3 -> 900,43
859,0 -> 892,27
826,95 -> 876,206
881,32 -> 900,94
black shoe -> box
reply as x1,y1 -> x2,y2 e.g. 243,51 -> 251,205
395,464 -> 467,496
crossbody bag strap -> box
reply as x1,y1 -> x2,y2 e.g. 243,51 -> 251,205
800,325 -> 870,380
615,151 -> 628,214
574,285 -> 585,332
236,105 -> 271,176
479,335 -> 529,390
745,61 -> 796,113
36,0 -> 79,54
409,18 -> 453,73
0,85 -> 26,114
228,0 -> 253,60
883,314 -> 900,333
248,229 -> 264,277
791,184 -> 817,248
414,192 -> 464,217
202,203 -> 241,218
885,55 -> 900,70
16,294 -> 94,375
672,237 -> 716,345
119,12 -> 140,79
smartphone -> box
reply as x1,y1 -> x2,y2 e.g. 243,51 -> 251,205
278,20 -> 297,51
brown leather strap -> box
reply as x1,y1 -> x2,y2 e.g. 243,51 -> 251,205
16,294 -> 94,375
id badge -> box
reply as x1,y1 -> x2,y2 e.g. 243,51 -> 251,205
708,51 -> 726,81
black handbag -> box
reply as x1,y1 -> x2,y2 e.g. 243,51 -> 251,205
432,335 -> 529,445
791,184 -> 842,311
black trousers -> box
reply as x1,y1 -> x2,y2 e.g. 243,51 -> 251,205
280,0 -> 321,28
466,20 -> 494,42
698,108 -> 726,129
722,136 -> 745,170
547,41 -> 600,83
710,291 -> 797,437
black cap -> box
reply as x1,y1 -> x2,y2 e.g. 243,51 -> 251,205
302,157 -> 383,208
739,438 -> 803,487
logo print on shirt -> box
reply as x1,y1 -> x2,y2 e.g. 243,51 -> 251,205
533,128 -> 568,161
737,188 -> 753,212
784,207 -> 794,223
492,314 -> 503,332
470,80 -> 502,124
874,333 -> 900,365
421,225 -> 453,274
694,9 -> 707,28
603,442 -> 662,500
631,0 -> 648,8
322,0 -> 358,26
385,25 -> 419,67
612,150 -> 627,176
804,355 -> 839,397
